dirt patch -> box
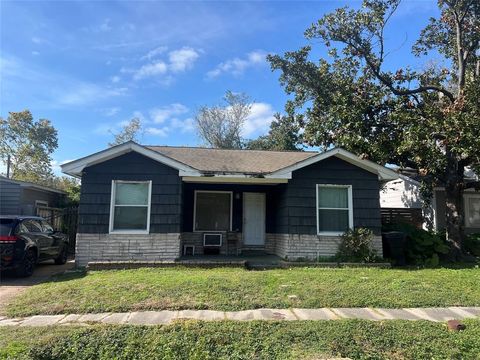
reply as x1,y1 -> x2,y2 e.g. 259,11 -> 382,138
0,260 -> 75,312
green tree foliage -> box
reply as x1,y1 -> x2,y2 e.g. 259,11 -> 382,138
244,113 -> 302,151
195,91 -> 251,149
48,176 -> 81,205
108,117 -> 142,147
0,110 -> 58,183
268,0 -> 480,259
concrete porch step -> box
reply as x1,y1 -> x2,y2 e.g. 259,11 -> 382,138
240,246 -> 266,256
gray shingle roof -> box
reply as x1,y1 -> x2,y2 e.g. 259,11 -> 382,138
147,146 -> 317,174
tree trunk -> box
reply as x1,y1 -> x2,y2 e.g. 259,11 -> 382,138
444,152 -> 465,261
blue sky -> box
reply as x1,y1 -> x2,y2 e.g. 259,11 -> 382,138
0,0 -> 439,173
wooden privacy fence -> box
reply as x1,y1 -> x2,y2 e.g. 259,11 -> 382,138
381,208 -> 424,229
36,206 -> 78,254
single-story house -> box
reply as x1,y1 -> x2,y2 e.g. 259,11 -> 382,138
380,170 -> 480,233
0,176 -> 67,215
61,142 -> 398,267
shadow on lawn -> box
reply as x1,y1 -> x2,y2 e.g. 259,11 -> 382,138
389,261 -> 480,270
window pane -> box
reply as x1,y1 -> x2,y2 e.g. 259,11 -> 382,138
24,220 -> 43,233
466,197 -> 480,227
195,192 -> 231,231
115,182 -> 149,205
113,206 -> 148,230
0,219 -> 14,235
318,209 -> 349,232
318,187 -> 348,208
41,220 -> 54,233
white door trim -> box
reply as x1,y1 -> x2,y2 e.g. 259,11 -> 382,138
243,192 -> 266,246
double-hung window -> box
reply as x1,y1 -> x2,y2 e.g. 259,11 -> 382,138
316,184 -> 353,235
110,180 -> 152,233
465,194 -> 480,228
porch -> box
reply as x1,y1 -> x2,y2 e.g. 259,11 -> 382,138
180,181 -> 283,257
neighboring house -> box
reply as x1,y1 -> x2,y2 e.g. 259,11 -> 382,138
61,142 -> 398,267
0,176 -> 67,215
380,171 -> 480,234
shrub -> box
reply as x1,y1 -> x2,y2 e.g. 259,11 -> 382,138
465,233 -> 480,257
384,223 -> 450,266
335,228 -> 379,263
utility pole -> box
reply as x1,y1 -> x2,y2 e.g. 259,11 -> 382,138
6,154 -> 11,178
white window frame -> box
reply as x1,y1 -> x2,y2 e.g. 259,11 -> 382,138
316,184 -> 354,236
109,180 -> 152,234
203,233 -> 223,247
193,190 -> 233,232
464,193 -> 480,228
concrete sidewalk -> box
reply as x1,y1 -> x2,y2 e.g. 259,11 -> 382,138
1,307 -> 479,326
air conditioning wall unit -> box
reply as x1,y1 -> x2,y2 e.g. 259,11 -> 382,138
203,233 -> 222,247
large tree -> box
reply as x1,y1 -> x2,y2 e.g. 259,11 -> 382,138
245,113 -> 302,151
0,110 -> 58,183
195,91 -> 251,149
109,117 -> 142,147
268,0 -> 480,259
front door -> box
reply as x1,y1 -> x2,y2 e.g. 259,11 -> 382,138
243,192 -> 266,246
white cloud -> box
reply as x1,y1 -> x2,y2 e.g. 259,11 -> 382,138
129,46 -> 200,82
133,61 -> 168,80
141,103 -> 194,137
207,50 -> 267,78
149,103 -> 189,124
141,46 -> 168,60
99,18 -> 112,32
1,55 -> 128,108
144,116 -> 194,137
31,51 -> 40,56
168,47 -> 200,72
57,84 -> 127,106
145,127 -> 169,137
101,107 -> 121,117
110,75 -> 121,83
31,37 -> 49,45
92,104 -> 194,140
170,117 -> 195,132
242,102 -> 275,137
51,159 -> 75,175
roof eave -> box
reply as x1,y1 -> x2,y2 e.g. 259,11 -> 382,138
269,148 -> 398,181
61,141 -> 201,177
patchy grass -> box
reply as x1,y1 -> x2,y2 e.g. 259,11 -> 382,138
4,266 -> 480,317
1,320 -> 480,359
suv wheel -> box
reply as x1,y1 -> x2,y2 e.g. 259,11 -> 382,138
16,249 -> 36,277
55,246 -> 68,265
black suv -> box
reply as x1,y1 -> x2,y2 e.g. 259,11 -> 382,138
0,216 -> 69,277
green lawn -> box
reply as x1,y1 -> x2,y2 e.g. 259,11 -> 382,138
4,266 -> 480,317
1,320 -> 480,359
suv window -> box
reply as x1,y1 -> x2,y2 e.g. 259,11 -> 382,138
0,219 -> 15,236
24,220 -> 43,233
15,222 -> 29,235
41,220 -> 54,233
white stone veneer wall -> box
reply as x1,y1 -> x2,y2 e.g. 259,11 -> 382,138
75,233 -> 181,267
265,233 -> 383,260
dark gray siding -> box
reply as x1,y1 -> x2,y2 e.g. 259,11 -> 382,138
0,179 -> 21,215
20,188 -> 65,215
78,151 -> 182,234
276,156 -> 382,235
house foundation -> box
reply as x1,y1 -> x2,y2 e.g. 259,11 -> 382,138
75,233 -> 181,267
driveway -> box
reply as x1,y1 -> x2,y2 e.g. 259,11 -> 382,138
0,260 -> 75,311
